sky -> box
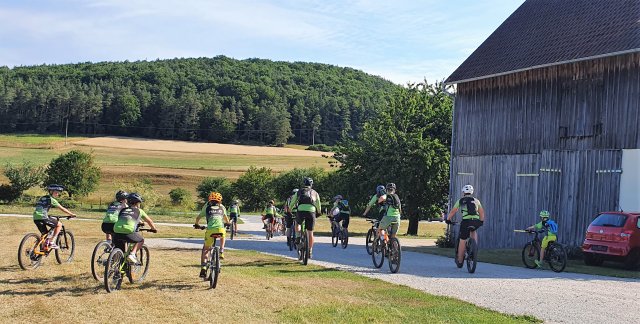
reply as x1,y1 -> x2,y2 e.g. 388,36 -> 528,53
0,0 -> 524,85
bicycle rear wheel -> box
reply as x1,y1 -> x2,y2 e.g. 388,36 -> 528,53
211,247 -> 220,288
547,243 -> 567,273
454,239 -> 463,268
18,233 -> 43,270
127,245 -> 150,283
521,242 -> 540,269
331,224 -> 338,247
104,248 -> 125,293
466,238 -> 478,273
388,237 -> 401,273
302,232 -> 309,265
55,230 -> 75,264
341,228 -> 349,249
230,221 -> 235,240
372,238 -> 384,268
365,228 -> 375,255
91,241 -> 112,281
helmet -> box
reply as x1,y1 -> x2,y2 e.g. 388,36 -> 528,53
462,184 -> 474,194
292,189 -> 299,194
539,210 -> 550,219
115,190 -> 129,201
46,184 -> 64,192
127,192 -> 143,204
208,192 -> 222,203
333,195 -> 343,201
376,185 -> 386,197
303,177 -> 313,187
269,200 -> 275,205
233,200 -> 239,205
386,183 -> 396,191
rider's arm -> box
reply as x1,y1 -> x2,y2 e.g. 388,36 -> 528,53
52,198 -> 76,217
314,192 -> 322,216
195,204 -> 206,226
288,193 -> 298,211
222,206 -> 230,224
446,202 -> 460,222
140,209 -> 158,232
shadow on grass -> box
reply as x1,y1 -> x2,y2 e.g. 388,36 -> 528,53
0,275 -> 97,297
275,268 -> 340,274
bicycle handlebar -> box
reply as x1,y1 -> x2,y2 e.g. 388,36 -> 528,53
51,216 -> 75,220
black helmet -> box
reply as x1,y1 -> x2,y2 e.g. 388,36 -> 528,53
303,177 -> 313,187
386,183 -> 397,191
127,192 -> 144,204
115,190 -> 129,201
376,185 -> 386,197
46,184 -> 64,192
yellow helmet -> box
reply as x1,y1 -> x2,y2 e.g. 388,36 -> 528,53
208,192 -> 222,203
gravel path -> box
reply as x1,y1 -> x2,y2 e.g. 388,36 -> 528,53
147,216 -> 640,324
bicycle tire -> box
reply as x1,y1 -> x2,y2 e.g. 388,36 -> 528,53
521,242 -> 540,269
211,247 -> 220,288
91,241 -> 112,281
18,233 -> 43,270
466,238 -> 478,273
302,232 -> 309,265
127,245 -> 150,283
388,237 -> 401,273
104,248 -> 125,293
548,243 -> 567,273
454,239 -> 463,268
266,224 -> 270,240
365,228 -> 375,255
331,223 -> 338,247
341,228 -> 348,249
372,238 -> 384,268
230,221 -> 235,240
55,230 -> 75,264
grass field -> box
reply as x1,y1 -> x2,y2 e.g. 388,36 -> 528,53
0,217 -> 538,323
0,134 -> 86,148
314,216 -> 445,239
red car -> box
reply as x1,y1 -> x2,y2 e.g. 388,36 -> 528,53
582,211 -> 640,269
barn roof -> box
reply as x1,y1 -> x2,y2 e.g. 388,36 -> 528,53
445,0 -> 640,84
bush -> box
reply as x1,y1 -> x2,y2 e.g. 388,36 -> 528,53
306,144 -> 333,152
232,166 -> 274,210
271,167 -> 330,202
44,150 -> 101,198
0,184 -> 21,202
435,227 -> 455,248
196,177 -> 234,205
169,187 -> 193,210
114,178 -> 162,211
4,161 -> 46,197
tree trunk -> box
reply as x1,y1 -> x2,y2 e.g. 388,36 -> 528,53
406,213 -> 419,235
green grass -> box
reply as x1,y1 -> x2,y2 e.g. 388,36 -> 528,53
406,246 -> 640,279
0,133 -> 86,148
314,216 -> 445,239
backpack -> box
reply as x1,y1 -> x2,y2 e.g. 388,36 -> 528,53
338,200 -> 350,214
298,188 -> 314,205
459,197 -> 478,216
544,219 -> 559,235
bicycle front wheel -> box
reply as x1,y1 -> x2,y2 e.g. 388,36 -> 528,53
230,222 -> 235,240
18,233 -> 43,270
365,228 -> 375,255
211,247 -> 220,289
341,228 -> 348,249
127,245 -> 150,283
371,238 -> 384,268
466,238 -> 478,273
521,242 -> 540,269
55,230 -> 75,264
547,243 -> 567,273
388,237 -> 401,273
104,248 -> 125,293
91,241 -> 112,281
331,224 -> 338,247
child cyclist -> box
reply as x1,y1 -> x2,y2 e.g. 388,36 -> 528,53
33,184 -> 77,249
527,210 -> 559,268
228,200 -> 241,234
261,200 -> 277,230
112,193 -> 158,264
195,192 -> 230,278
101,190 -> 128,241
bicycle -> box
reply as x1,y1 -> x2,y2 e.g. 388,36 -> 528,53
194,225 -> 224,289
91,238 -> 113,281
103,226 -> 154,293
265,219 -> 274,240
371,222 -> 401,273
365,219 -> 379,255
294,218 -> 310,265
287,218 -> 297,251
18,216 -> 75,270
227,217 -> 237,240
515,229 -> 567,272
330,216 -> 348,249
451,221 -> 479,273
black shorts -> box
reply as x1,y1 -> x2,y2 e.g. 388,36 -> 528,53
229,213 -> 238,222
284,212 -> 294,228
295,211 -> 316,231
101,223 -> 115,235
34,219 -> 58,235
459,219 -> 483,240
264,214 -> 275,223
334,213 -> 350,228
112,232 -> 144,251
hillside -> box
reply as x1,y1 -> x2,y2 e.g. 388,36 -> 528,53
0,56 -> 400,145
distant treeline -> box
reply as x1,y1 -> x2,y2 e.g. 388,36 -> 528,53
0,56 -> 400,145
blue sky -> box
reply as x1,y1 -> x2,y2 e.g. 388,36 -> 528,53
0,0 -> 524,84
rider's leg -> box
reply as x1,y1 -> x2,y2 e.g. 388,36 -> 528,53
50,221 -> 62,242
219,237 -> 226,258
132,241 -> 143,254
201,246 -> 208,265
470,229 -> 478,244
457,239 -> 466,263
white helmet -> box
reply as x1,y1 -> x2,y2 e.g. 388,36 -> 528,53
462,185 -> 474,194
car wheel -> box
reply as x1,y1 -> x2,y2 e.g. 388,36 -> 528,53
583,252 -> 604,266
623,249 -> 640,270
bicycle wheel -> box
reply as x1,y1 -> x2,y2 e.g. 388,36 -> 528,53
230,222 -> 235,240
454,239 -> 463,268
388,237 -> 401,273
371,238 -> 384,268
18,233 -> 43,270
55,230 -> 75,264
127,245 -> 150,283
521,242 -> 540,269
91,241 -> 112,281
211,247 -> 220,288
547,243 -> 567,273
301,231 -> 309,265
331,224 -> 338,247
466,238 -> 478,273
365,228 -> 375,255
341,228 -> 349,249
104,248 -> 125,293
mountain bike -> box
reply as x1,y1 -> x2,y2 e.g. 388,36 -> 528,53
330,216 -> 348,249
18,216 -> 75,270
371,222 -> 401,273
227,217 -> 237,240
91,238 -> 113,281
451,221 -> 479,273
294,218 -> 310,265
104,227 -> 154,293
515,229 -> 567,272
287,218 -> 297,251
194,225 -> 224,289
265,219 -> 274,240
365,219 -> 379,255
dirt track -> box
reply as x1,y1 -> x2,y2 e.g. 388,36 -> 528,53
76,137 -> 328,157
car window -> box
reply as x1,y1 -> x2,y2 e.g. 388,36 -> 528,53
591,213 -> 627,227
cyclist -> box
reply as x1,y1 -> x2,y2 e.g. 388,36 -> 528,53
261,200 -> 277,230
362,185 -> 386,219
112,193 -> 158,264
228,200 -> 241,234
195,192 -> 230,278
377,183 -> 401,242
101,190 -> 128,241
329,195 -> 351,230
283,189 -> 298,247
289,177 -> 321,258
33,184 -> 77,249
526,210 -> 559,269
446,184 -> 485,265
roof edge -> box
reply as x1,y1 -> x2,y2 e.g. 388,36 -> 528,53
445,48 -> 640,85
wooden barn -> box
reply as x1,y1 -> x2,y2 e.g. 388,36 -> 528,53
445,0 -> 640,249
